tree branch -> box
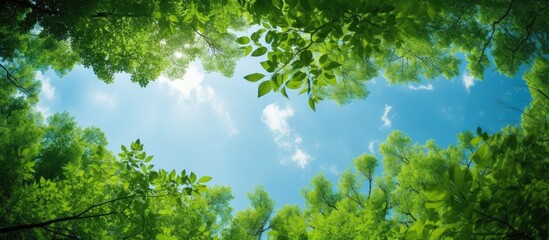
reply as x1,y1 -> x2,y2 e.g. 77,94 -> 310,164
273,24 -> 327,74
476,0 -> 515,69
0,63 -> 32,95
0,194 -> 138,234
8,0 -> 60,15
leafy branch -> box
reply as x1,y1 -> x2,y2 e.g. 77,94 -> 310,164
0,63 -> 32,95
273,24 -> 327,74
0,193 -> 138,234
476,0 -> 515,69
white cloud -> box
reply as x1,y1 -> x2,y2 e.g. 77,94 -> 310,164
94,92 -> 116,110
329,164 -> 339,175
262,103 -> 294,138
36,72 -> 55,100
261,103 -> 312,168
368,140 -> 379,153
210,99 -> 239,136
291,148 -> 311,168
408,83 -> 433,91
35,105 -> 52,118
158,65 -> 238,136
320,164 -> 339,175
462,73 -> 475,93
380,104 -> 393,129
158,66 -> 215,104
440,106 -> 465,125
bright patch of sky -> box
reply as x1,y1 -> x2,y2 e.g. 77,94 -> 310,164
158,65 -> 238,136
93,92 -> 117,110
408,83 -> 433,91
36,72 -> 55,117
368,140 -> 379,154
380,104 -> 393,129
37,72 -> 55,100
261,103 -> 312,168
37,55 -> 531,211
462,72 -> 476,93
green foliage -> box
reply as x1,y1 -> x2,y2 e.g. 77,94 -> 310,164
0,86 -> 230,239
2,1 -> 549,239
268,205 -> 307,240
227,127 -> 548,239
223,186 -> 274,240
3,0 -> 548,106
1,0 -> 246,87
239,0 -> 549,105
226,68 -> 549,239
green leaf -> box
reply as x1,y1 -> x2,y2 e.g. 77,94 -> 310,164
323,72 -> 337,85
260,61 -> 275,72
281,87 -> 289,99
156,234 -> 178,240
308,97 -> 316,111
153,12 -> 162,19
286,80 -> 302,89
300,50 -> 313,64
379,6 -> 395,13
244,45 -> 253,56
236,36 -> 250,45
476,127 -> 483,136
427,188 -> 447,201
168,15 -> 178,23
430,227 -> 446,240
169,170 -> 176,180
251,47 -> 268,57
244,73 -> 265,82
251,30 -> 264,42
265,31 -> 275,44
258,81 -> 273,97
425,200 -> 444,209
198,176 -> 212,183
319,54 -> 328,65
325,61 -> 342,70
189,172 -> 197,183
470,136 -> 481,146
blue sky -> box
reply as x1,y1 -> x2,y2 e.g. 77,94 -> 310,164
36,55 -> 530,212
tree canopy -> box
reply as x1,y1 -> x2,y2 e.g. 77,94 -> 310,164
1,0 -> 548,239
239,0 -> 548,106
2,0 -> 548,106
1,0 -> 245,88
0,83 -> 226,238
224,64 -> 549,239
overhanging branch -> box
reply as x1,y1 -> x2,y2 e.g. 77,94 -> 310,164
0,193 -> 138,234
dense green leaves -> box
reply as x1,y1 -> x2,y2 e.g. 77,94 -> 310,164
2,1 -> 549,239
223,186 -> 274,240
237,0 -> 549,106
3,0 -> 548,106
1,0 -> 246,86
